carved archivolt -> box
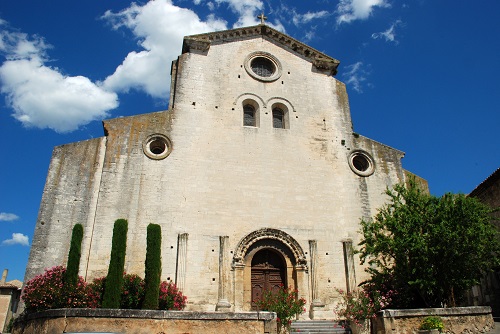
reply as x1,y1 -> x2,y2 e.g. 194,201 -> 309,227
233,228 -> 307,269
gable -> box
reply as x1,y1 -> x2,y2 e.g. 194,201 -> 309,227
182,25 -> 340,76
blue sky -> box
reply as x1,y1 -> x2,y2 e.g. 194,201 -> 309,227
1,0 -> 499,282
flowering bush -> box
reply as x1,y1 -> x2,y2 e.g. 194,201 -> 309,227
255,285 -> 306,334
89,273 -> 145,309
334,286 -> 392,327
23,267 -> 187,313
22,266 -> 98,313
158,281 -> 187,310
121,274 -> 146,309
90,274 -> 186,310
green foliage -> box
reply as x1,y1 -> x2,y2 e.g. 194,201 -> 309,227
102,219 -> 128,308
255,285 -> 306,333
419,316 -> 444,332
89,274 -> 186,310
358,179 -> 500,308
121,273 -> 146,309
89,273 -> 145,309
143,224 -> 162,309
6,316 -> 14,332
64,224 -> 84,287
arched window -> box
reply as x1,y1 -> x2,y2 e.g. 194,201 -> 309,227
243,104 -> 256,127
272,107 -> 285,129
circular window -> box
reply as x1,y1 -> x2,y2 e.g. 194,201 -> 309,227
251,57 -> 274,77
244,52 -> 282,82
143,134 -> 172,160
348,151 -> 375,176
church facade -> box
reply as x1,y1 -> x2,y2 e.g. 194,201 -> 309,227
25,24 -> 423,319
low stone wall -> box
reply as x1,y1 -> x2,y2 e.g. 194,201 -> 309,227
372,306 -> 494,334
12,309 -> 277,334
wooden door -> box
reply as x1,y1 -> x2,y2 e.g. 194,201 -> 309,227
251,249 -> 286,309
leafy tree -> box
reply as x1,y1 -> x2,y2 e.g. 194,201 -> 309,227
358,179 -> 500,308
64,223 -> 84,287
142,223 -> 162,309
102,219 -> 128,308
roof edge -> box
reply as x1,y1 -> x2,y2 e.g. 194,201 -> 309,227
182,24 -> 340,76
469,167 -> 500,197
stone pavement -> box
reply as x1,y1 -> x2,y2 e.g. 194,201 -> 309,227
489,322 -> 500,334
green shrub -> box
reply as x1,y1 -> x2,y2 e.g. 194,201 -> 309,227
419,316 -> 444,332
64,224 -> 84,287
102,219 -> 128,308
90,274 -> 145,309
89,274 -> 185,310
121,273 -> 145,309
143,224 -> 162,309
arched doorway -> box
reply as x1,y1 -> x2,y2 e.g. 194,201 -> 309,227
232,228 -> 308,311
251,248 -> 286,309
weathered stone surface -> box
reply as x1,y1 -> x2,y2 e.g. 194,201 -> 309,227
13,309 -> 277,334
372,307 -> 494,334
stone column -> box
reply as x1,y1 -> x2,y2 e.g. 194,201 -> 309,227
232,259 -> 245,312
308,240 -> 324,319
216,236 -> 231,311
308,240 -> 324,306
343,240 -> 356,292
176,233 -> 189,292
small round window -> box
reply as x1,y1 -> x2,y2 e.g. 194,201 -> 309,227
251,57 -> 274,77
244,52 -> 282,82
143,134 -> 172,160
348,151 -> 375,177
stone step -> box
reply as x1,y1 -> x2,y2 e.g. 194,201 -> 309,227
291,320 -> 350,334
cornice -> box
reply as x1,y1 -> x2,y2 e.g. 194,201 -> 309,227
182,25 -> 340,76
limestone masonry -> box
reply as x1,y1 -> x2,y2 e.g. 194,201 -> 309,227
25,24 -> 425,319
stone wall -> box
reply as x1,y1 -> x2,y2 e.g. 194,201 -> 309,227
468,168 -> 500,316
372,307 -> 494,334
12,309 -> 277,334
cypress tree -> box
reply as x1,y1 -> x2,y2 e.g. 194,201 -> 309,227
142,223 -> 162,309
102,219 -> 128,308
64,224 -> 84,286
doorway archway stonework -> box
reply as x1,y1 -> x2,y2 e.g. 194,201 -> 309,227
232,228 -> 309,314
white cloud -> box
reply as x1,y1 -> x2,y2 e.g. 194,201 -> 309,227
336,0 -> 390,24
101,0 -> 227,98
342,61 -> 369,93
292,11 -> 329,26
215,0 -> 263,27
0,212 -> 19,222
2,233 -> 29,246
372,20 -> 403,43
0,28 -> 119,133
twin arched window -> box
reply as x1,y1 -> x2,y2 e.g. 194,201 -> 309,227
242,101 -> 288,129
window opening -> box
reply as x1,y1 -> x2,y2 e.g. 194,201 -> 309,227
244,104 -> 256,127
150,139 -> 166,155
272,108 -> 285,129
352,155 -> 370,172
348,151 -> 375,176
251,57 -> 274,77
